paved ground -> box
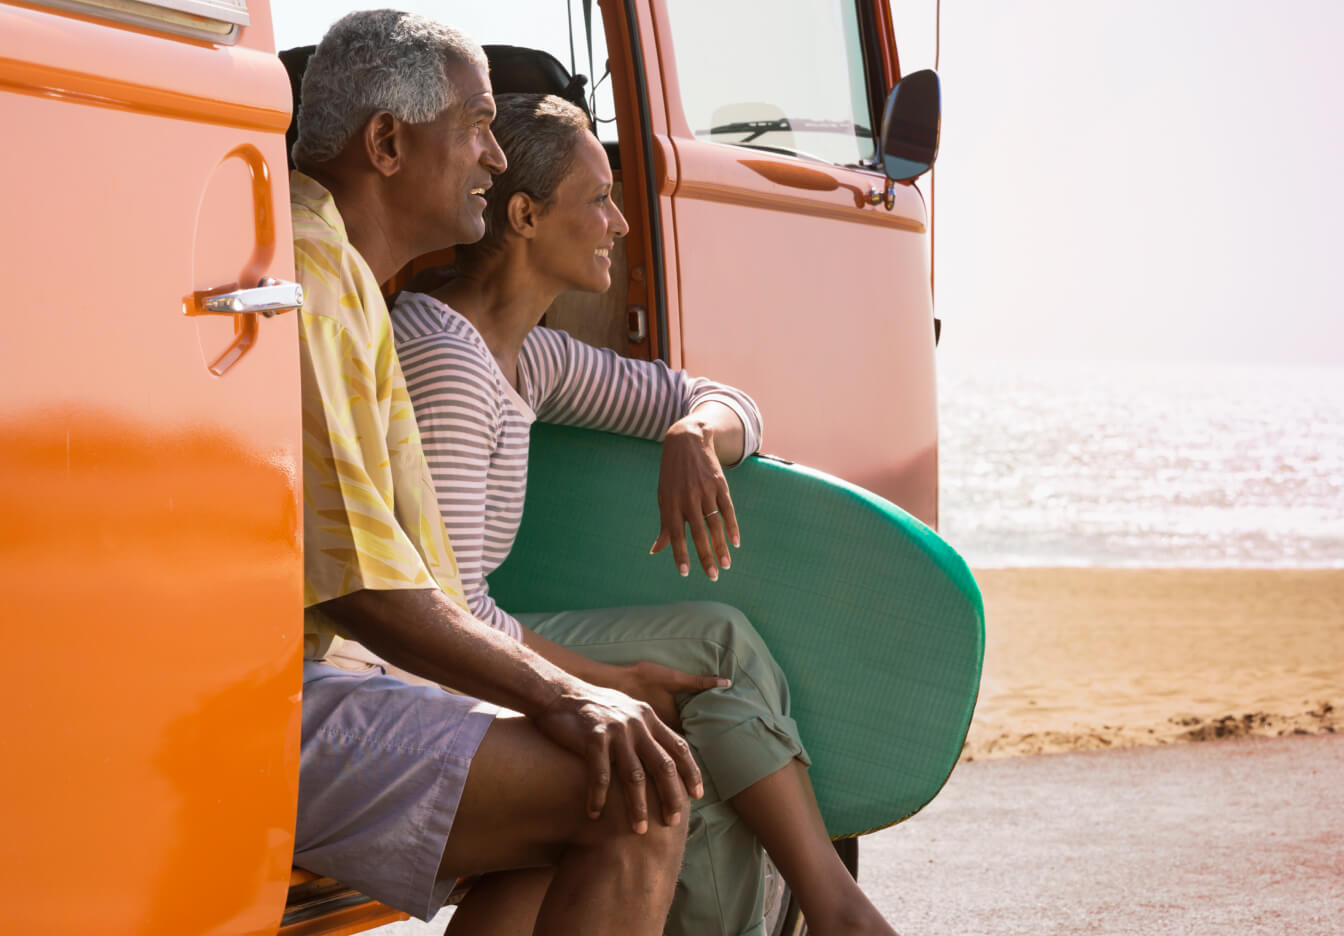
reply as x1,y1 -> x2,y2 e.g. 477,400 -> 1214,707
861,734 -> 1343,935
373,734 -> 1343,935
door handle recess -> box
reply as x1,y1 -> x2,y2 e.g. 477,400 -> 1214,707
183,143 -> 295,377
198,279 -> 303,317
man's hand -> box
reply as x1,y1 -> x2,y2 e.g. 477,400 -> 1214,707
535,683 -> 704,834
614,661 -> 729,732
650,415 -> 741,580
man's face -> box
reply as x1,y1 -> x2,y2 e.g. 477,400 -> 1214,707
397,58 -> 506,251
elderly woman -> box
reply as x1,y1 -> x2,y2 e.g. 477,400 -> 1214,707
387,95 -> 898,936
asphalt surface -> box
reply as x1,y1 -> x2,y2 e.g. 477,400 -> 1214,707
860,734 -> 1343,936
374,734 -> 1343,935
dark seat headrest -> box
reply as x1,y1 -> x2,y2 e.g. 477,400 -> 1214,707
483,44 -> 591,123
278,45 -> 316,171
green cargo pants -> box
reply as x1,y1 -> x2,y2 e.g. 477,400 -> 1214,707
522,601 -> 811,936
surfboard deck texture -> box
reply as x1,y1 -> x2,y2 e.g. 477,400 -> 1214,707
488,423 -> 984,838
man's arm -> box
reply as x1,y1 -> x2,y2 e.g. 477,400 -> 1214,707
321,587 -> 703,832
518,626 -> 728,732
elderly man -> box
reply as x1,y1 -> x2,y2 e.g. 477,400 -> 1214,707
288,12 -> 705,933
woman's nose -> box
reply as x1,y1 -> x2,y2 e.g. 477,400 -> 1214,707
610,202 -> 630,238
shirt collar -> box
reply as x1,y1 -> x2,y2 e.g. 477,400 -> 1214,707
289,170 -> 348,240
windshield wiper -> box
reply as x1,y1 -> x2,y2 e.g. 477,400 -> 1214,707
703,117 -> 873,143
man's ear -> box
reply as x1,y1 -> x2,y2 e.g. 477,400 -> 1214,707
362,111 -> 403,178
507,192 -> 540,240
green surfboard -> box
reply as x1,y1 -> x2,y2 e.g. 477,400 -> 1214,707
488,423 -> 984,838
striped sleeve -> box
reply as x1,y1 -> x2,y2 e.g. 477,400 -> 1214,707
393,295 -> 524,642
520,326 -> 763,463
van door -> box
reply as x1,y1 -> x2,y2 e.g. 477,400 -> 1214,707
643,0 -> 938,524
0,3 -> 301,932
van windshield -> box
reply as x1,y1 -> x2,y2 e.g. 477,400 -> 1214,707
665,0 -> 877,166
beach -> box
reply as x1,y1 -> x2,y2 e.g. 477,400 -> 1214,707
372,566 -> 1344,935
962,568 -> 1344,760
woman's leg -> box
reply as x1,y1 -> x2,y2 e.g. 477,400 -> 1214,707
524,602 -> 897,936
730,762 -> 895,935
525,603 -> 770,936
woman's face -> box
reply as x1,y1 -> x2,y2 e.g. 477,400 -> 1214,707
530,132 -> 629,293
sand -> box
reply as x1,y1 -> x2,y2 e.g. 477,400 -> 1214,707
961,568 -> 1344,760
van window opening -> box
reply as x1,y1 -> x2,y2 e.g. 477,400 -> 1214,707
271,1 -> 619,143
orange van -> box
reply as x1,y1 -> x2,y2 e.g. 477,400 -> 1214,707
1,1 -> 939,933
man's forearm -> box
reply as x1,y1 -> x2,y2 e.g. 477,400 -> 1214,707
320,587 -> 582,717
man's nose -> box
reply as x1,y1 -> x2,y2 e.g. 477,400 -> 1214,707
482,129 -> 507,174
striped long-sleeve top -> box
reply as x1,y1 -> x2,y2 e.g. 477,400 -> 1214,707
390,291 -> 764,640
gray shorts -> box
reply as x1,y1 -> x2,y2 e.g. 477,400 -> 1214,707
294,661 -> 498,921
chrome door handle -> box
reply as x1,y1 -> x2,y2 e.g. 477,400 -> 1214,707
200,279 -> 303,317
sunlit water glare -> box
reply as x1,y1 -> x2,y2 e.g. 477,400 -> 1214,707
937,360 -> 1344,568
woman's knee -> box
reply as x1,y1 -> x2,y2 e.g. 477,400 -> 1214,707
678,602 -> 783,682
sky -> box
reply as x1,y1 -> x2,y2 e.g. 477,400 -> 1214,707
274,0 -> 1344,366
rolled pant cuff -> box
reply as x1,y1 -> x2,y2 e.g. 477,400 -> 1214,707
696,714 -> 812,801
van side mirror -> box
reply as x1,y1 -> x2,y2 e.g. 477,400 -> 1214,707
879,69 -> 941,182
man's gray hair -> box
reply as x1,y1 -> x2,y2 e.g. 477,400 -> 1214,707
294,9 -> 487,168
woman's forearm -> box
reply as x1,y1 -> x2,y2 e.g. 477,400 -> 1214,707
680,400 -> 747,467
521,625 -> 626,689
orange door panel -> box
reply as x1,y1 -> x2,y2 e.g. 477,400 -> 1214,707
0,3 -> 301,933
667,143 -> 938,523
642,0 -> 939,524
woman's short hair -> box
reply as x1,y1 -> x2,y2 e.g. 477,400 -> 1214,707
294,10 -> 487,168
454,93 -> 594,269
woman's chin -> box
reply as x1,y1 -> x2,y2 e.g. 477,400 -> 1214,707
556,270 -> 613,295
582,273 -> 612,294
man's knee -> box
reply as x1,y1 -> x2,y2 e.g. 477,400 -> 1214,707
576,779 -> 689,856
581,783 -> 689,874
456,715 -> 686,856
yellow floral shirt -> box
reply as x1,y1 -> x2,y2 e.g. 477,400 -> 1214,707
292,171 -> 467,660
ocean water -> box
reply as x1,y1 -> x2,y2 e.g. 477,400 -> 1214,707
936,360 -> 1344,568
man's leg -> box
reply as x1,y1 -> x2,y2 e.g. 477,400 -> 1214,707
297,663 -> 686,933
443,868 -> 552,935
440,713 -> 687,936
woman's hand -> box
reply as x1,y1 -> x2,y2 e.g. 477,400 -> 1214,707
614,660 -> 730,732
651,414 -> 742,580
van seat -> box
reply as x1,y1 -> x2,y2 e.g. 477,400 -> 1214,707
281,867 -> 408,935
282,867 -> 476,934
